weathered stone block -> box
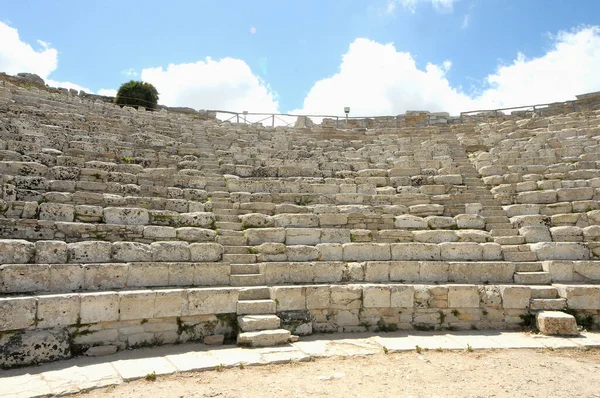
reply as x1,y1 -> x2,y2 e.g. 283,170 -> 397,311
68,241 -> 112,263
536,311 -> 579,335
245,228 -> 286,245
271,286 -> 306,311
286,228 -> 320,245
316,243 -> 343,261
343,243 -> 391,261
391,243 -> 441,261
189,243 -> 223,262
35,241 -> 68,264
530,242 -> 590,260
151,241 -> 190,261
154,289 -> 188,317
440,243 -> 483,261
37,294 -> 79,328
83,263 -> 127,290
306,286 -> 330,309
239,213 -> 274,228
38,203 -> 74,222
390,285 -> 414,308
448,285 -> 479,308
80,292 -> 119,323
500,286 -> 531,309
178,212 -> 215,228
0,239 -> 34,264
187,288 -> 238,315
194,263 -> 230,285
103,207 -> 149,225
111,242 -> 152,262
119,290 -> 156,321
363,285 -> 391,308
394,214 -> 427,229
0,297 -> 36,331
287,245 -> 319,261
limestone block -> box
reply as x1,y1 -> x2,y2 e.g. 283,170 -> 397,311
286,228 -> 320,245
0,239 -> 34,264
111,242 -> 152,262
316,243 -> 343,261
409,204 -> 444,216
127,263 -> 169,287
74,205 -> 103,222
343,243 -> 391,261
119,290 -> 156,321
389,261 -> 420,282
419,261 -> 449,282
80,292 -> 119,323
433,174 -> 463,185
455,230 -> 489,243
313,261 -> 344,283
573,261 -> 600,281
482,243 -> 503,260
449,262 -> 515,283
194,263 -> 230,285
154,289 -> 188,317
391,243 -> 441,261
178,212 -> 215,228
520,226 -> 552,243
321,228 -> 352,244
1,264 -> 49,293
306,286 -> 331,309
394,215 -> 427,229
550,226 -> 583,241
455,214 -> 485,229
187,288 -> 238,315
143,225 -> 177,239
21,201 -> 38,219
245,228 -> 286,245
536,311 -> 579,335
271,286 -> 306,311
390,285 -> 414,308
500,286 -> 531,309
49,264 -> 84,291
555,284 -> 600,309
38,203 -> 74,222
151,241 -> 190,261
426,216 -> 456,229
103,207 -> 149,225
0,297 -> 36,331
286,245 -> 320,261
413,230 -> 457,243
510,215 -> 548,228
448,285 -> 479,308
331,285 -> 362,310
530,242 -> 590,260
175,227 -> 216,242
364,261 -> 390,282
503,204 -> 540,217
440,243 -> 483,261
465,203 -> 483,215
239,213 -> 274,228
84,263 -> 127,290
335,193 -> 364,204
363,285 -> 391,308
517,190 -> 557,204
319,213 -> 348,226
344,262 -> 365,282
68,241 -> 112,263
272,214 -> 319,228
557,187 -> 594,202
257,242 -> 286,255
35,240 -> 67,264
188,243 -> 222,262
542,260 -> 573,281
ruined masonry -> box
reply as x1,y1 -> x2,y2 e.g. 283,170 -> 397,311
0,76 -> 599,368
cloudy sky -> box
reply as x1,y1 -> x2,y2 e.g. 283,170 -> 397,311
2,0 -> 600,117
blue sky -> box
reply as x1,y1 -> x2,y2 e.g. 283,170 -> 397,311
2,0 -> 600,116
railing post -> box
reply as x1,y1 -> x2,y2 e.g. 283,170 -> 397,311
272,114 -> 275,127
236,114 -> 239,124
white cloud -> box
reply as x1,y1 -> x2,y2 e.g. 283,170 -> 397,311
0,21 -> 57,78
461,14 -> 470,29
388,0 -> 455,14
250,26 -> 257,34
292,38 -> 474,116
97,88 -> 117,97
121,68 -> 138,77
45,79 -> 91,93
141,57 -> 279,112
294,26 -> 600,116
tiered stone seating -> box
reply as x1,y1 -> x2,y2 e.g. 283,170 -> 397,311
0,77 -> 598,369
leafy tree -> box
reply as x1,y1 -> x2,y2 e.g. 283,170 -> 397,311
114,80 -> 159,109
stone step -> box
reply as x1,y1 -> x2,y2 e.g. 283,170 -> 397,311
230,274 -> 266,286
239,287 -> 271,300
216,221 -> 242,231
217,235 -> 247,245
504,251 -> 538,262
494,236 -> 525,245
486,216 -> 510,223
514,272 -> 552,285
530,286 -> 560,299
536,311 -> 579,336
223,245 -> 250,255
215,215 -> 240,223
209,192 -> 230,198
231,263 -> 260,274
217,229 -> 244,237
487,223 -> 514,231
210,202 -> 234,210
223,253 -> 256,264
237,329 -> 291,347
491,229 -> 519,237
515,262 -> 543,272
530,298 -> 567,311
237,315 -> 281,332
237,299 -> 276,315
213,209 -> 239,216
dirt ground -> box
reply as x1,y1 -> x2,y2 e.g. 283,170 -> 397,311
79,348 -> 600,398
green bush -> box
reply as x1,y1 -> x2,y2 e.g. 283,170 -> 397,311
114,80 -> 159,109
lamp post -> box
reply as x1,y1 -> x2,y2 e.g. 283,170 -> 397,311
344,106 -> 350,128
